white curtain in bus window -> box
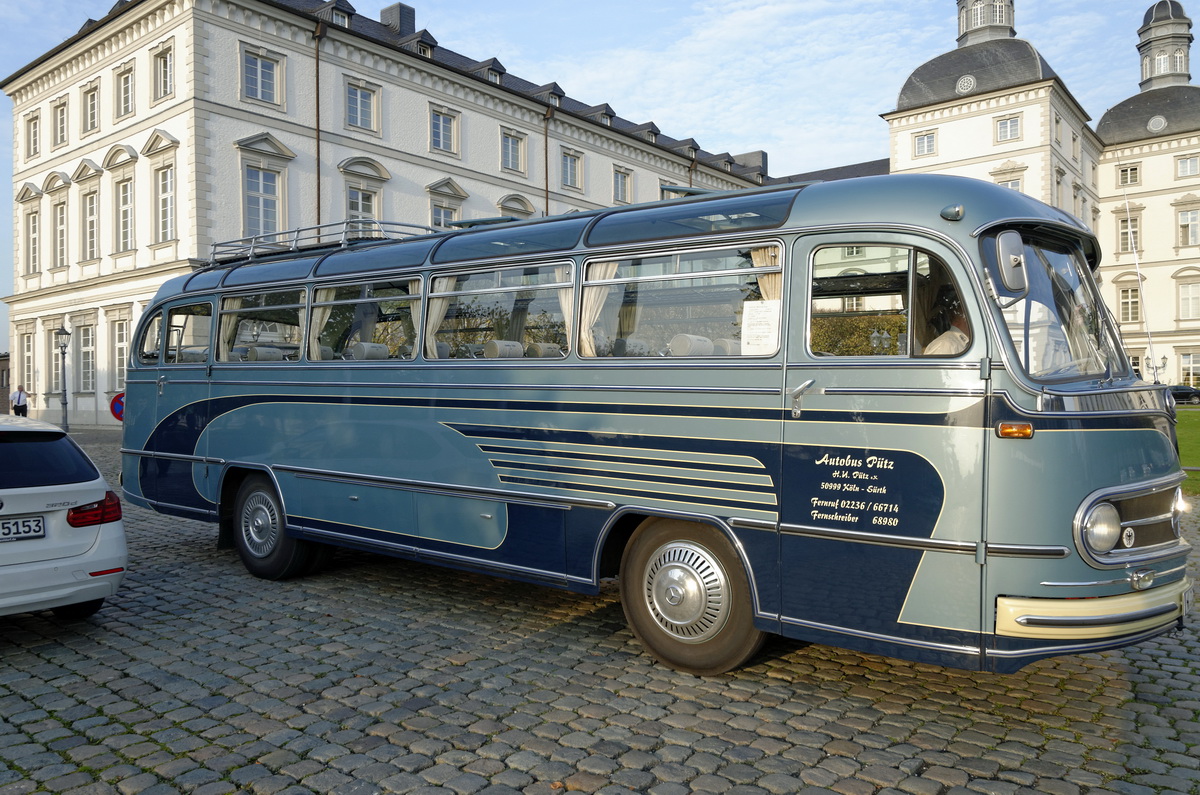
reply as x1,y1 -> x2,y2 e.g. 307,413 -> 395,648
427,263 -> 572,359
310,279 -> 421,361
164,303 -> 213,364
809,246 -> 964,357
581,245 -> 782,357
217,289 -> 305,362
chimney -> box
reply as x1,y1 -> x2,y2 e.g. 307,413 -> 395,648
380,3 -> 416,36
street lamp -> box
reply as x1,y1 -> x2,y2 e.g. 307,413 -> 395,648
54,326 -> 71,432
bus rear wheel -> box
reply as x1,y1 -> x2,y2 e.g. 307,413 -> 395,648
619,519 -> 765,675
233,474 -> 313,580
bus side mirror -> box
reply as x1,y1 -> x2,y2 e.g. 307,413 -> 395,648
996,231 -> 1028,296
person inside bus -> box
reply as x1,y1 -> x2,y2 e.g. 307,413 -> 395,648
923,285 -> 970,356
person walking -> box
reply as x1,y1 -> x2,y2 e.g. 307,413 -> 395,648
9,385 -> 29,417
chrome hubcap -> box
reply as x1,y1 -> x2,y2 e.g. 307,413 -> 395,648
240,492 -> 279,558
643,541 -> 729,643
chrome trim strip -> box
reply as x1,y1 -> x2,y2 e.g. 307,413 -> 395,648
985,624 -> 1175,660
205,379 -> 782,395
778,614 -> 980,656
779,523 -> 977,554
729,517 -> 777,531
1015,603 -> 1177,628
120,448 -> 227,466
274,464 -> 616,511
140,498 -> 216,518
752,520 -> 1070,560
1041,563 -> 1189,587
985,543 -> 1072,559
819,387 -> 987,398
299,526 -> 585,585
1121,511 -> 1174,529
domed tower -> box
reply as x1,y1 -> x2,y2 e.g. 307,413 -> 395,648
1097,1 -> 1200,146
1138,1 -> 1193,91
896,1 -> 1057,114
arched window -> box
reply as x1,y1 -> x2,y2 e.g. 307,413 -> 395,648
992,1 -> 1008,25
1175,49 -> 1187,73
959,7 -> 967,34
1144,56 -> 1153,80
1157,51 -> 1169,74
971,1 -> 986,28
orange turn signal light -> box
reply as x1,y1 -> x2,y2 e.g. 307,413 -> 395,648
996,422 -> 1034,439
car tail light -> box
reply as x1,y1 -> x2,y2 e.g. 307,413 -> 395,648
67,491 -> 123,527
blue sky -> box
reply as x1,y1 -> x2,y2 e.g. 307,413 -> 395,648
0,0 -> 1162,351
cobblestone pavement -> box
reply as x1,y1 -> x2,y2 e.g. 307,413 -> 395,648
2,429 -> 1199,795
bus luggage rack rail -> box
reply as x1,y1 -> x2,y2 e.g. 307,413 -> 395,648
208,219 -> 435,265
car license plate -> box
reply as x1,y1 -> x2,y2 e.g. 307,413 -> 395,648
0,516 -> 46,542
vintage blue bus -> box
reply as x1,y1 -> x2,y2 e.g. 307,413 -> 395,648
122,174 -> 1192,674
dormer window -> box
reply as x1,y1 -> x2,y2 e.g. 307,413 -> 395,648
549,95 -> 560,107
332,10 -> 349,26
488,70 -> 501,84
600,116 -> 611,126
417,43 -> 431,57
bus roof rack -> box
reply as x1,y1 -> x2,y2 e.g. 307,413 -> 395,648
208,219 -> 435,265
447,216 -> 520,229
660,185 -> 720,198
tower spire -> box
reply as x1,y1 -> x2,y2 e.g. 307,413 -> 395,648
956,0 -> 1016,48
1139,1 -> 1193,91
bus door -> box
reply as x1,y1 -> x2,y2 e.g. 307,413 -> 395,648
779,235 -> 989,664
131,300 -> 215,513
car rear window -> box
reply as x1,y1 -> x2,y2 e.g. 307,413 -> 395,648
0,432 -> 100,488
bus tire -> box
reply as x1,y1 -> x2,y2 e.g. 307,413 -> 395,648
233,475 -> 312,580
619,519 -> 765,675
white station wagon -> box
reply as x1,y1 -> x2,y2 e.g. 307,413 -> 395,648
0,416 -> 127,619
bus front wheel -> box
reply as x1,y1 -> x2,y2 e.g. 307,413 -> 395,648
233,475 -> 312,580
619,519 -> 765,675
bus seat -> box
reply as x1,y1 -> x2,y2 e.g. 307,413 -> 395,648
350,342 -> 389,360
526,342 -> 562,358
614,337 -> 652,356
484,340 -> 525,358
435,342 -> 451,359
463,343 -> 486,358
179,347 -> 209,363
318,346 -> 336,360
714,338 -> 741,355
246,346 -> 283,361
669,334 -> 714,356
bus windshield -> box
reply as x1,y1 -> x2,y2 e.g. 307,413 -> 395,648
999,236 -> 1124,382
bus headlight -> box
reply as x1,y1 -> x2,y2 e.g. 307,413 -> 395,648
1173,487 -> 1187,537
1083,503 -> 1122,553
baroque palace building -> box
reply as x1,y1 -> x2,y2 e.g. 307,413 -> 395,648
883,0 -> 1200,385
2,0 -> 768,425
8,0 -> 1200,427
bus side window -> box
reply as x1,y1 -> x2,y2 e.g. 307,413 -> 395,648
810,246 -> 911,357
915,254 -> 971,357
311,279 -> 421,361
426,264 -> 571,360
163,303 -> 213,364
581,245 -> 781,357
809,246 -> 968,358
217,289 -> 305,362
136,312 -> 164,365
